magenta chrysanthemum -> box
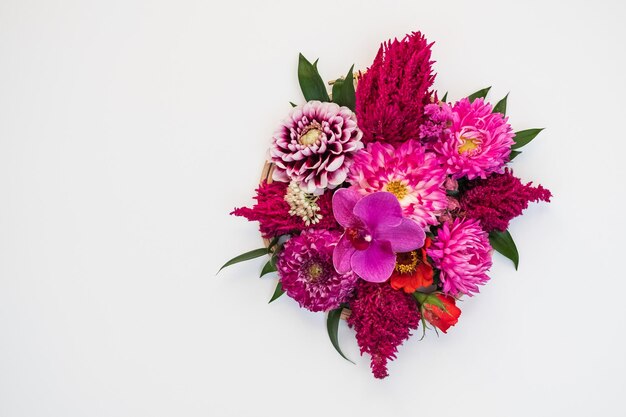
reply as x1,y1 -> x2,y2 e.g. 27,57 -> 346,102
347,281 -> 420,379
269,101 -> 363,194
434,98 -> 514,179
276,229 -> 357,312
347,140 -> 447,228
427,218 -> 492,296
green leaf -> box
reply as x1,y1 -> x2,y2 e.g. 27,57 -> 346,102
511,128 -> 544,150
298,53 -> 330,102
493,93 -> 509,115
489,230 -> 519,270
218,248 -> 269,273
509,150 -> 522,161
331,65 -> 356,110
412,292 -> 446,310
326,308 -> 355,364
441,91 -> 448,102
468,86 -> 491,102
260,259 -> 277,277
268,281 -> 284,303
289,101 -> 297,108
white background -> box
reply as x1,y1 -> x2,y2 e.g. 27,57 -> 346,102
1,0 -> 625,416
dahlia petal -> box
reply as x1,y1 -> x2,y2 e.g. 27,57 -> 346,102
351,240 -> 395,282
332,188 -> 362,228
353,192 -> 403,231
376,218 -> 426,252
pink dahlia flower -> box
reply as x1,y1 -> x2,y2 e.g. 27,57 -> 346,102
428,218 -> 492,296
332,189 -> 425,283
277,229 -> 357,312
269,101 -> 363,194
348,140 -> 447,228
434,98 -> 514,180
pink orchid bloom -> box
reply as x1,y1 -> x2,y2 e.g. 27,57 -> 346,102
332,189 -> 426,282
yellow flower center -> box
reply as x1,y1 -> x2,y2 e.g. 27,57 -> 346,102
458,136 -> 480,154
299,122 -> 323,147
385,180 -> 408,200
395,251 -> 419,274
308,263 -> 324,281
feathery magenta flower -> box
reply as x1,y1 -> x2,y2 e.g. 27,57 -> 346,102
434,98 -> 514,179
428,218 -> 492,296
347,281 -> 421,379
461,169 -> 552,232
277,229 -> 357,312
355,32 -> 435,146
348,140 -> 447,228
231,181 -> 338,238
332,189 -> 425,282
269,101 -> 363,194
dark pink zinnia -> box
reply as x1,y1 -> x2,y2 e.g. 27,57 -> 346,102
347,281 -> 420,379
460,169 -> 552,232
355,32 -> 435,146
231,181 -> 338,238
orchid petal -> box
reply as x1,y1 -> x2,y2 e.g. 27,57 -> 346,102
376,218 -> 426,252
351,240 -> 395,283
353,192 -> 403,232
332,188 -> 362,228
333,234 -> 356,274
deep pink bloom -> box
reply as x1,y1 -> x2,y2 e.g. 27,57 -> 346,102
355,32 -> 435,146
434,98 -> 514,179
332,189 -> 426,282
231,181 -> 338,238
428,218 -> 492,296
270,101 -> 363,194
347,281 -> 421,379
277,229 -> 357,312
461,169 -> 552,232
419,102 -> 454,144
347,140 -> 447,229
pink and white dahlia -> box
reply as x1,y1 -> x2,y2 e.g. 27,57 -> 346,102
270,101 -> 363,195
347,140 -> 447,229
427,218 -> 492,296
434,98 -> 514,180
277,229 -> 357,312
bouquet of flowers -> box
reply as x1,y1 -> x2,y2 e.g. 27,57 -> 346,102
221,31 -> 551,379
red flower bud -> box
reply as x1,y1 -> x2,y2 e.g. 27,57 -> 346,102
421,294 -> 461,333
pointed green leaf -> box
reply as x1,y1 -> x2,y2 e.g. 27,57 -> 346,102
260,259 -> 277,277
268,281 -> 284,303
468,87 -> 491,102
412,292 -> 446,310
298,53 -> 330,102
511,128 -> 544,149
218,248 -> 269,273
493,93 -> 509,115
489,230 -> 519,270
326,308 -> 355,364
332,65 -> 355,110
441,91 -> 448,102
289,101 -> 297,108
509,150 -> 522,161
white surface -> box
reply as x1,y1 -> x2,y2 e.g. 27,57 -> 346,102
1,0 -> 625,416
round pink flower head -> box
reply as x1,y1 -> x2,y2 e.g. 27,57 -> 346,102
434,98 -> 514,180
347,140 -> 447,229
270,101 -> 363,195
332,189 -> 426,282
427,218 -> 493,296
277,229 -> 357,312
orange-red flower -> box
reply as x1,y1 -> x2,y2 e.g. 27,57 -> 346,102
390,237 -> 434,293
421,293 -> 461,333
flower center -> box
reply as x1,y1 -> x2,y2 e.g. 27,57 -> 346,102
385,180 -> 408,200
458,131 -> 482,155
394,251 -> 419,274
306,262 -> 325,282
346,227 -> 372,251
298,122 -> 323,147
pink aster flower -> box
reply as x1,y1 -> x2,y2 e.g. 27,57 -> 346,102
434,98 -> 514,180
269,100 -> 363,194
332,189 -> 425,282
277,229 -> 357,312
427,218 -> 492,296
347,281 -> 420,379
347,140 -> 447,228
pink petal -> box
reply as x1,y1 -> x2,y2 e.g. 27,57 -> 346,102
333,235 -> 356,274
375,218 -> 426,252
353,192 -> 403,232
332,188 -> 361,228
351,240 -> 395,283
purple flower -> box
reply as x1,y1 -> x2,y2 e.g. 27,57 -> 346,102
332,189 -> 426,282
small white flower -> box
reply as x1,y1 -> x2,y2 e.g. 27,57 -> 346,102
284,181 -> 323,225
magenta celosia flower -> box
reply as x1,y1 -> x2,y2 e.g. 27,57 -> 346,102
356,32 -> 435,146
276,229 -> 357,312
347,281 -> 420,379
231,181 -> 338,238
434,98 -> 514,180
461,169 -> 552,232
428,218 -> 492,296
269,101 -> 363,194
332,189 -> 425,282
347,140 -> 447,228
